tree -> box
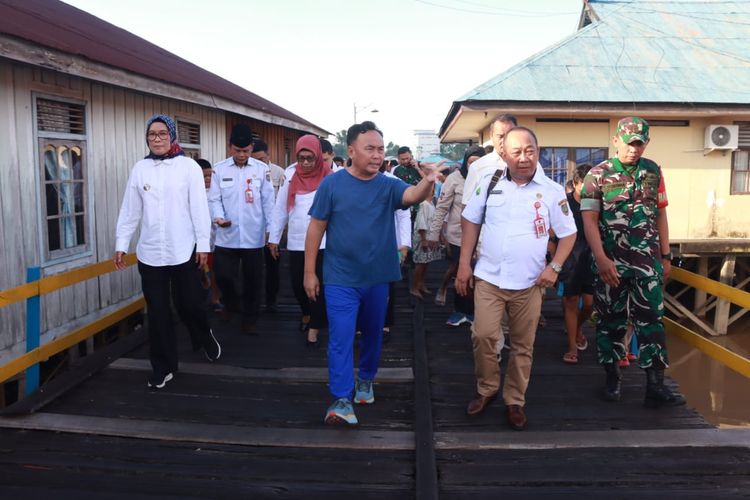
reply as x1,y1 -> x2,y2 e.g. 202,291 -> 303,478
385,141 -> 400,157
440,143 -> 469,161
332,129 -> 348,158
332,129 -> 400,159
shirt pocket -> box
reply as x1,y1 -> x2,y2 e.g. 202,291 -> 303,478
219,177 -> 235,189
603,185 -> 631,204
484,194 -> 507,224
486,193 -> 506,208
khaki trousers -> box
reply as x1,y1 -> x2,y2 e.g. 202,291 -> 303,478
472,279 -> 543,406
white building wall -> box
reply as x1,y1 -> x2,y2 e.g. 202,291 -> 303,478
414,129 -> 440,159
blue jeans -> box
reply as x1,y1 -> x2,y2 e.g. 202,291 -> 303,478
325,283 -> 389,399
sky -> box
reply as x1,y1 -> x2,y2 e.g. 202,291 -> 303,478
63,0 -> 583,153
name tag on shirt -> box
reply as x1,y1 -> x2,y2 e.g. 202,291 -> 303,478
220,177 -> 234,189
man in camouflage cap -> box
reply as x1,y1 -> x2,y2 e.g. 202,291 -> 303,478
580,117 -> 685,408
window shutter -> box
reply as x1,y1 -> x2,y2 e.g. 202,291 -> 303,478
177,121 -> 201,146
737,122 -> 750,148
37,99 -> 85,135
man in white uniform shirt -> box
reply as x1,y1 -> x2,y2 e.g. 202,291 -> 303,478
456,126 -> 577,430
251,139 -> 286,313
462,114 -> 517,205
209,124 -> 275,335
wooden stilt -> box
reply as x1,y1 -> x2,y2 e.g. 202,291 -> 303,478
714,255 -> 736,335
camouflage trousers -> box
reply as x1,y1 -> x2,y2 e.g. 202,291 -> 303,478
593,273 -> 669,369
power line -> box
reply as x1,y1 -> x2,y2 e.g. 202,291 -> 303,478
413,0 -> 577,17
450,0 -> 577,16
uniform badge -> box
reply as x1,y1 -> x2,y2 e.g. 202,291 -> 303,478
143,184 -> 150,191
265,171 -> 271,182
536,193 -> 543,199
559,199 -> 570,216
475,186 -> 481,195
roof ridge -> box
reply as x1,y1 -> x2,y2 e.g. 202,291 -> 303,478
0,0 -> 326,133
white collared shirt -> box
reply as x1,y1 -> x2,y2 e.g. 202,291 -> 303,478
208,156 -> 275,249
462,151 -> 504,205
115,155 -> 211,266
384,170 -> 412,248
269,174 -> 326,251
462,167 -> 577,290
268,162 -> 286,200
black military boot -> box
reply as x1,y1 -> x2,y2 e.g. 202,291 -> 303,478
644,367 -> 686,408
602,363 -> 622,401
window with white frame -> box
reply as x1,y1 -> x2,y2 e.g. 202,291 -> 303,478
36,97 -> 89,261
177,119 -> 201,160
732,122 -> 750,195
539,147 -> 608,186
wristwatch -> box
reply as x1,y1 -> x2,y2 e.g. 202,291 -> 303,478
661,251 -> 673,260
550,261 -> 563,273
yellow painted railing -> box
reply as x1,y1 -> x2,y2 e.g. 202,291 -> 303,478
0,254 -> 143,386
670,267 -> 750,311
667,266 -> 750,378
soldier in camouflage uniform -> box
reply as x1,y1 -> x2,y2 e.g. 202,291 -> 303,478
580,117 -> 685,408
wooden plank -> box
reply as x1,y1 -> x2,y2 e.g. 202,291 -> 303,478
434,427 -> 750,450
0,282 -> 40,307
437,447 -> 750,495
108,357 -> 414,382
44,366 -> 414,430
0,255 -> 137,307
665,317 -> 750,379
677,239 -> 750,254
1,327 -> 147,415
671,266 -> 750,310
715,255 -> 737,335
412,300 -> 439,499
695,256 -> 708,312
0,412 -> 415,450
0,430 -> 414,497
663,294 -> 718,336
0,297 -> 144,383
37,254 -> 137,295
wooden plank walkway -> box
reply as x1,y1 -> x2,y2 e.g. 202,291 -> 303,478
1,257 -> 750,498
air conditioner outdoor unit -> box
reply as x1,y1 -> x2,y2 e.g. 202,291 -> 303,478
705,124 -> 739,150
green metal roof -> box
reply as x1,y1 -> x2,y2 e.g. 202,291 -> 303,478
459,0 -> 750,105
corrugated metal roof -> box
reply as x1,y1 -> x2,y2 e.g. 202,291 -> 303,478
459,0 -> 750,105
0,0 -> 327,135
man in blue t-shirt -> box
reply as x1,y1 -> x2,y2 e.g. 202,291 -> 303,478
305,121 -> 438,426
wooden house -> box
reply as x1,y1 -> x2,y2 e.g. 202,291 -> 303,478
0,0 -> 328,365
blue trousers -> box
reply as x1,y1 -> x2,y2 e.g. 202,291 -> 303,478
325,283 -> 389,399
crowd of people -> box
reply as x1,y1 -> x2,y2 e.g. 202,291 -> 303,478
113,113 -> 685,427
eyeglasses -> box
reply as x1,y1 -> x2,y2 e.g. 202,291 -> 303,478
147,131 -> 170,141
297,154 -> 316,164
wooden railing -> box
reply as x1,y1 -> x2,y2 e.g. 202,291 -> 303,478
666,266 -> 750,378
0,254 -> 144,392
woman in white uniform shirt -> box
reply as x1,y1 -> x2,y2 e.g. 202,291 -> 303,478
268,135 -> 331,347
114,114 -> 221,389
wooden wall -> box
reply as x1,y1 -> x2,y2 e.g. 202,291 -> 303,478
0,59 -> 226,364
226,114 -> 307,168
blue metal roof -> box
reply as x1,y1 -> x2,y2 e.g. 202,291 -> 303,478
460,0 -> 750,105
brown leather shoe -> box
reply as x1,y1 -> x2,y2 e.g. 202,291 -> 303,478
466,393 -> 497,416
506,405 -> 528,431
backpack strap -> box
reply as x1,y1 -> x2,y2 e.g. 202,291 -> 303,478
482,168 -> 504,224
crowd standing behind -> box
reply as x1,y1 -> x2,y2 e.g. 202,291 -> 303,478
114,115 -> 684,428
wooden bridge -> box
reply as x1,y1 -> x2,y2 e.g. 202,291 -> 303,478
1,257 -> 750,498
